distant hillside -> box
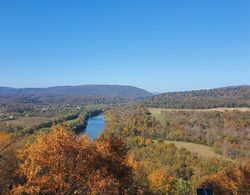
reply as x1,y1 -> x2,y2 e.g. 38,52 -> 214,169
0,85 -> 152,109
0,85 -> 152,98
144,86 -> 250,109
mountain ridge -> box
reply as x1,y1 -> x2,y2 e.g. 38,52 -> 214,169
0,85 -> 153,98
145,85 -> 250,109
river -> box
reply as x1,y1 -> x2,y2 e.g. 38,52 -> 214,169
84,114 -> 106,140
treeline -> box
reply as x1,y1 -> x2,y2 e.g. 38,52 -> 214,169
101,106 -> 250,194
144,86 -> 250,109
0,98 -> 34,113
0,95 -> 127,112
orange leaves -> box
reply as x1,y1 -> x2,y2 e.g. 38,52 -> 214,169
200,164 -> 250,194
12,126 -> 132,194
0,131 -> 11,152
148,169 -> 174,194
0,132 -> 19,194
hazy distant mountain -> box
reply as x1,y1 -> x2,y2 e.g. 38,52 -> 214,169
145,85 -> 250,109
151,92 -> 162,95
0,85 -> 152,99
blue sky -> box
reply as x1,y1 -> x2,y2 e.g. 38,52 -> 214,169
0,0 -> 249,92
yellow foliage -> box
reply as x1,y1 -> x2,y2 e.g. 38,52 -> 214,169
0,132 -> 19,194
145,139 -> 153,146
12,126 -> 132,194
148,169 -> 173,194
0,131 -> 10,150
200,163 -> 250,194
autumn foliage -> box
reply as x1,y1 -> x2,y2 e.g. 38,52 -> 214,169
0,132 -> 10,151
0,132 -> 19,194
200,163 -> 250,194
12,126 -> 132,194
148,169 -> 174,194
1,106 -> 250,194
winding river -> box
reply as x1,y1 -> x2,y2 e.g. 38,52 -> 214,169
84,114 -> 106,140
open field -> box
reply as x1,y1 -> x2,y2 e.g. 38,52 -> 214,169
148,107 -> 250,115
164,140 -> 230,160
3,116 -> 52,127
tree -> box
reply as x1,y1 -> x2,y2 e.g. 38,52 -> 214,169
0,132 -> 19,194
148,169 -> 174,194
200,163 -> 250,194
175,178 -> 192,195
12,126 -> 132,194
0,131 -> 11,153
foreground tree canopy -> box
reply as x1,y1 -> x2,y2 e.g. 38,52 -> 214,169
0,132 -> 19,194
11,126 -> 132,194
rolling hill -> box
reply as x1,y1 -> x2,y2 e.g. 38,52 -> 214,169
0,85 -> 152,98
0,85 -> 153,108
144,85 -> 250,109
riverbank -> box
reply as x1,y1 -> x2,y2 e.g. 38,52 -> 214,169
65,109 -> 103,134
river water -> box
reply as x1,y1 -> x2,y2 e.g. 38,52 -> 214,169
85,114 -> 106,140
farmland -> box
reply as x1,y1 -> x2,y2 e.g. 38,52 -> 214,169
3,116 -> 51,128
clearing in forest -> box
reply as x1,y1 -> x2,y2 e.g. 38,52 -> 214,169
164,140 -> 230,160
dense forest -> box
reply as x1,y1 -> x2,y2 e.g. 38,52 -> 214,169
101,106 -> 250,194
103,106 -> 250,159
145,86 -> 250,109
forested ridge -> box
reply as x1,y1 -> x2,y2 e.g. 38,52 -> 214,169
0,85 -> 153,97
145,86 -> 250,109
0,85 -> 152,108
0,85 -> 152,113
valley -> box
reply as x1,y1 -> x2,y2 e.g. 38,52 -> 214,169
1,1 -> 250,194
0,85 -> 249,194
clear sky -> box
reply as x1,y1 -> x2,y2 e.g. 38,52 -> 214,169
0,0 -> 249,92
